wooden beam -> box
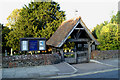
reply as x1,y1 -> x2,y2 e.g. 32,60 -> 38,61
79,20 -> 99,45
77,51 -> 88,54
76,27 -> 81,39
67,38 -> 90,42
76,30 -> 82,39
75,28 -> 84,30
73,35 -> 77,39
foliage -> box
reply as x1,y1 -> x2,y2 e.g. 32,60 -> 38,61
92,21 -> 108,39
63,36 -> 75,51
64,53 -> 75,58
6,9 -> 22,28
6,1 -> 65,51
92,12 -> 120,50
1,24 -> 11,53
63,42 -> 75,51
110,11 -> 120,24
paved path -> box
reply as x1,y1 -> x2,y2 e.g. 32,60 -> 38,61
2,62 -> 76,78
2,65 -> 59,78
69,58 -> 119,75
50,58 -> 119,78
72,62 -> 117,74
53,62 -> 76,74
96,58 -> 119,67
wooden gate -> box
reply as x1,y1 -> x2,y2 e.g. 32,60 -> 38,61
76,51 -> 88,63
64,52 -> 76,63
64,51 -> 88,63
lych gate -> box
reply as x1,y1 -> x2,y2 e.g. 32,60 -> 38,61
47,16 -> 99,63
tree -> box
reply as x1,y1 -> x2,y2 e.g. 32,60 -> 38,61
1,24 -> 11,53
6,9 -> 21,28
115,24 -> 120,50
6,1 -> 66,51
97,23 -> 118,50
92,12 -> 120,50
110,11 -> 120,24
92,21 -> 108,39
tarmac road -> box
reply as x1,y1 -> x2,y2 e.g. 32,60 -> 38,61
70,69 -> 119,78
50,58 -> 119,79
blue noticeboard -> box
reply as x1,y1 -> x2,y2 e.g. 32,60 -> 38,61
29,40 -> 38,51
20,38 -> 46,51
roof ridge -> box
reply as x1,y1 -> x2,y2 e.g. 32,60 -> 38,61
60,16 -> 81,27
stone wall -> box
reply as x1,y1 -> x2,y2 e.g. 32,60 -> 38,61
91,50 -> 119,60
2,54 -> 61,68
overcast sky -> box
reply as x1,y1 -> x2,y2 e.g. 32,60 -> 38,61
0,0 -> 119,30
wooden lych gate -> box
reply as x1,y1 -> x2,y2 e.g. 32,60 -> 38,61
47,16 -> 99,63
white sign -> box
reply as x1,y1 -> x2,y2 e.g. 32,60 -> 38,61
21,41 -> 28,51
39,41 -> 45,50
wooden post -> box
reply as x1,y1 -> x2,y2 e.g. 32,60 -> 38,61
60,49 -> 64,61
82,43 -> 84,51
75,52 -> 77,63
87,42 -> 91,62
76,42 -> 78,50
95,45 -> 97,50
52,48 -> 56,54
87,41 -> 93,62
74,43 -> 77,63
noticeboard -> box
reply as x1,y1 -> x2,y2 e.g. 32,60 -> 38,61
29,40 -> 38,51
20,38 -> 46,51
39,40 -> 46,50
21,41 -> 28,51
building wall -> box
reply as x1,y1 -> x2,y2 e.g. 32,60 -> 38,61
2,54 -> 61,68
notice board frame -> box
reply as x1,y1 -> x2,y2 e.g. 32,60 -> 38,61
20,38 -> 46,51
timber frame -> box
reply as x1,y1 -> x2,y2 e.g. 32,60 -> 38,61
47,16 -> 99,63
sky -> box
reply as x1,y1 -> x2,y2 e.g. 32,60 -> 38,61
0,0 -> 119,30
